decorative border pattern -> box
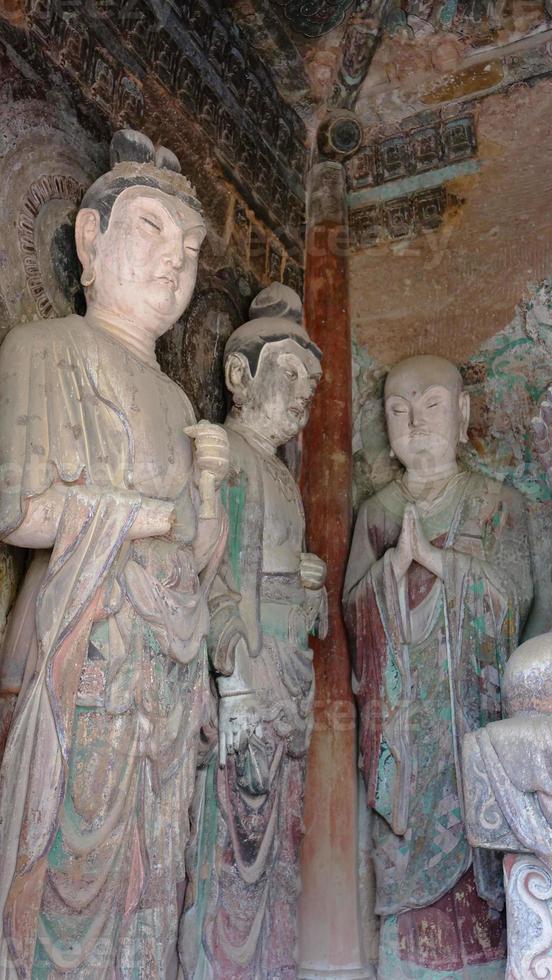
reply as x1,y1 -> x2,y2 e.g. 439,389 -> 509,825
349,187 -> 447,247
347,115 -> 477,190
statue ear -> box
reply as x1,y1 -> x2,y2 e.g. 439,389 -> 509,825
459,390 -> 470,443
225,352 -> 252,407
75,208 -> 101,288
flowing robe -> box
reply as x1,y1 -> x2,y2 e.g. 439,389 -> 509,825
343,471 -> 533,978
180,420 -> 326,980
0,316 -> 226,980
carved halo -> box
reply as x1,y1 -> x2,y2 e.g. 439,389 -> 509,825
17,174 -> 86,318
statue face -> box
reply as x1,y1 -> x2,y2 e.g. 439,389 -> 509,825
83,185 -> 206,333
384,357 -> 468,475
238,338 -> 322,446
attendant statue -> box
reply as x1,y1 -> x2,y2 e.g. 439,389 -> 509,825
181,284 -> 327,979
343,355 -> 533,979
462,389 -> 552,979
0,129 -> 229,979
463,633 -> 552,980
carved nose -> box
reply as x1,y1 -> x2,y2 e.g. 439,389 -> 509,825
164,248 -> 184,270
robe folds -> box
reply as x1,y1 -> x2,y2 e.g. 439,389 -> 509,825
464,714 -> 552,861
0,317 -> 226,980
344,470 -> 533,976
181,422 -> 326,980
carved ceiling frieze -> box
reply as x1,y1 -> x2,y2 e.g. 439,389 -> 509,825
5,0 -> 307,251
346,113 -> 476,189
349,186 -> 447,247
347,108 -> 476,248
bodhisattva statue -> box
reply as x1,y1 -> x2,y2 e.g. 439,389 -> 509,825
180,284 -> 327,979
343,355 -> 533,980
0,130 -> 229,979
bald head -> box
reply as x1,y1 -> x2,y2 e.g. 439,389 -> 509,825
385,355 -> 463,400
384,354 -> 470,478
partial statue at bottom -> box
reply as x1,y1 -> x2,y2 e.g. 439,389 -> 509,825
180,284 -> 327,979
464,634 -> 552,980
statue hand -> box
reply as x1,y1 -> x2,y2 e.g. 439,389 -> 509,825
300,552 -> 327,590
185,421 -> 230,486
132,496 -> 175,538
218,692 -> 262,768
390,504 -> 415,580
410,507 -> 444,579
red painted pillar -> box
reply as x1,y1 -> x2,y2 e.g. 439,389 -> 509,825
298,162 -> 372,978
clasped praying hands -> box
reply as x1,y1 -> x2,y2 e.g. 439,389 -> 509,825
390,503 -> 444,581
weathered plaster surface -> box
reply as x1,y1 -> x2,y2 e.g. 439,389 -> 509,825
356,22 -> 552,126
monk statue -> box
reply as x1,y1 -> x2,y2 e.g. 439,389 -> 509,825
180,284 -> 327,979
0,129 -> 229,979
343,355 -> 533,980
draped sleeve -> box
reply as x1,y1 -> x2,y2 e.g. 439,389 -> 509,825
464,717 -> 552,866
343,497 -> 411,833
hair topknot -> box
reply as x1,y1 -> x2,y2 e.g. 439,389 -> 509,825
110,129 -> 156,167
224,282 -> 321,379
110,130 -> 182,175
108,129 -> 196,196
249,283 -> 303,325
80,128 -> 203,232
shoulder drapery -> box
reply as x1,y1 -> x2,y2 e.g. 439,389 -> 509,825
0,317 -> 229,979
0,319 -> 134,536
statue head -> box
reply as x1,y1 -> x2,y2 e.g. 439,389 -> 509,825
384,355 -> 470,476
75,129 -> 206,337
224,283 -> 322,447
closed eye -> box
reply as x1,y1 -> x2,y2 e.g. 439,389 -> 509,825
141,216 -> 162,232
